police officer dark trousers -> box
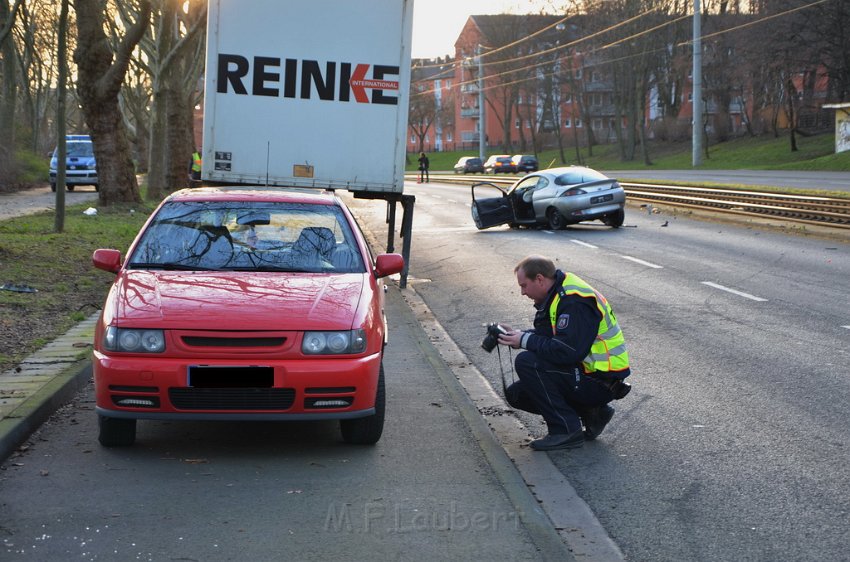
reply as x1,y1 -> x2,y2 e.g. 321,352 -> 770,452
510,355 -> 614,440
498,255 -> 631,451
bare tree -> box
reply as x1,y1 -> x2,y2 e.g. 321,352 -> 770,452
135,0 -> 205,200
74,0 -> 151,205
408,83 -> 437,153
0,0 -> 24,179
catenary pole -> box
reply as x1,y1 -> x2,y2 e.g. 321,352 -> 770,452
478,45 -> 486,161
692,0 -> 703,166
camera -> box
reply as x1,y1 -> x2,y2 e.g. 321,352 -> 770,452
611,380 -> 632,400
481,322 -> 508,353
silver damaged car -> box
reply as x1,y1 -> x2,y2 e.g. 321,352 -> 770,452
470,166 -> 626,230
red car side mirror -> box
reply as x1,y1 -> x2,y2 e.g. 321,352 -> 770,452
92,249 -> 122,273
374,253 -> 404,278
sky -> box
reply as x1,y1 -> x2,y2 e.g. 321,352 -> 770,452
411,0 -> 556,59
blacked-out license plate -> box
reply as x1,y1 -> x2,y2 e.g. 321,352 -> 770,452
188,365 -> 274,388
591,194 -> 614,204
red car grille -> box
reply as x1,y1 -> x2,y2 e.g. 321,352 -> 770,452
181,336 -> 287,347
169,388 -> 296,410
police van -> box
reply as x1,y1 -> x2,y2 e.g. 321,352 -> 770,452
49,134 -> 99,192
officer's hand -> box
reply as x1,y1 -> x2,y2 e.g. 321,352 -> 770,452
498,329 -> 522,349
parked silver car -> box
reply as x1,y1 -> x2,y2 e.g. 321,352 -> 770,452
470,166 -> 625,230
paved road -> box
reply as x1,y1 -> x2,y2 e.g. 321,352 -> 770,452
0,185 -> 99,221
347,180 -> 850,562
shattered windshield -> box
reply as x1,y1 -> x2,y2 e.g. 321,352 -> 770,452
128,201 -> 365,273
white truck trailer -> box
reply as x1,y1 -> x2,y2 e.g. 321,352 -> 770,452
201,0 -> 413,194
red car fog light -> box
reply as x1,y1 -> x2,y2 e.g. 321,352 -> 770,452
112,395 -> 160,408
306,397 -> 354,409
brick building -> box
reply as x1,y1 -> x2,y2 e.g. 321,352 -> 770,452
407,13 -> 834,156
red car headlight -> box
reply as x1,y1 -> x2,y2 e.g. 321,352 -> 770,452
302,329 -> 367,355
104,327 -> 166,353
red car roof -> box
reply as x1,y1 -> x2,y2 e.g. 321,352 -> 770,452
166,187 -> 338,205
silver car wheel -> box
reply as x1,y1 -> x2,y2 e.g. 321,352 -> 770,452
547,208 -> 566,230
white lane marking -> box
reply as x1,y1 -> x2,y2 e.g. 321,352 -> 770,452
842,326 -> 850,330
701,282 -> 768,302
620,255 -> 663,269
446,199 -> 458,203
571,239 -> 598,249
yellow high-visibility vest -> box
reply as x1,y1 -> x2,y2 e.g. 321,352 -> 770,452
192,152 -> 202,172
549,272 -> 629,374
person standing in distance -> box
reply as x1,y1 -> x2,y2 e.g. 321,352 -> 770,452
497,255 -> 631,451
418,152 -> 430,183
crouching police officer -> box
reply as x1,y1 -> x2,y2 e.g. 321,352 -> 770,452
497,255 -> 631,451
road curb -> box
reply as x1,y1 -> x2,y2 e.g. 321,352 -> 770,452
396,284 -> 626,561
0,312 -> 99,463
0,360 -> 91,462
389,284 -> 578,561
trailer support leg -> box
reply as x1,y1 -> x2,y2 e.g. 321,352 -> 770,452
353,191 -> 415,289
399,195 -> 415,289
386,201 -> 397,253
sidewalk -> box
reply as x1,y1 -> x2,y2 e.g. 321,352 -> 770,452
0,285 -> 577,560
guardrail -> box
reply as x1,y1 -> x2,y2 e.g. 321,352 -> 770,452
404,173 -> 850,230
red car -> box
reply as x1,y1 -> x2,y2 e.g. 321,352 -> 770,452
91,187 -> 404,447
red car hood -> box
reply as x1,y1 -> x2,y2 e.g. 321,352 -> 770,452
104,270 -> 366,331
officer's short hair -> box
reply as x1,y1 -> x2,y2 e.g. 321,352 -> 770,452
515,255 -> 556,279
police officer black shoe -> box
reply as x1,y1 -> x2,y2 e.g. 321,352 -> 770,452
530,430 -> 585,451
583,405 -> 615,440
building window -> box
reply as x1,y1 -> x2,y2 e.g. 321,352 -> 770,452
410,134 -> 416,143
446,79 -> 452,88
592,71 -> 600,82
574,69 -> 582,79
446,131 -> 453,142
564,94 -> 572,103
575,118 -> 582,128
515,119 -> 521,128
593,118 -> 603,129
564,118 -> 571,128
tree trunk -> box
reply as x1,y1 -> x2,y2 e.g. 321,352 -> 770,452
0,0 -> 19,179
74,0 -> 151,205
786,78 -> 798,152
146,0 -> 175,201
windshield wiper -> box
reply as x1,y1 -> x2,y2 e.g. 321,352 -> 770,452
128,262 -> 221,271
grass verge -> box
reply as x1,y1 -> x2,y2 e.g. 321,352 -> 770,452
408,130 -> 850,173
0,200 -> 153,373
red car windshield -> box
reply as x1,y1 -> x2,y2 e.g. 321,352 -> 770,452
128,201 -> 365,273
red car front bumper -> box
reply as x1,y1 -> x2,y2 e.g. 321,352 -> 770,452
93,351 -> 381,421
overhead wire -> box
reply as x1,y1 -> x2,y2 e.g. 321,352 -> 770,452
411,0 -> 831,99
